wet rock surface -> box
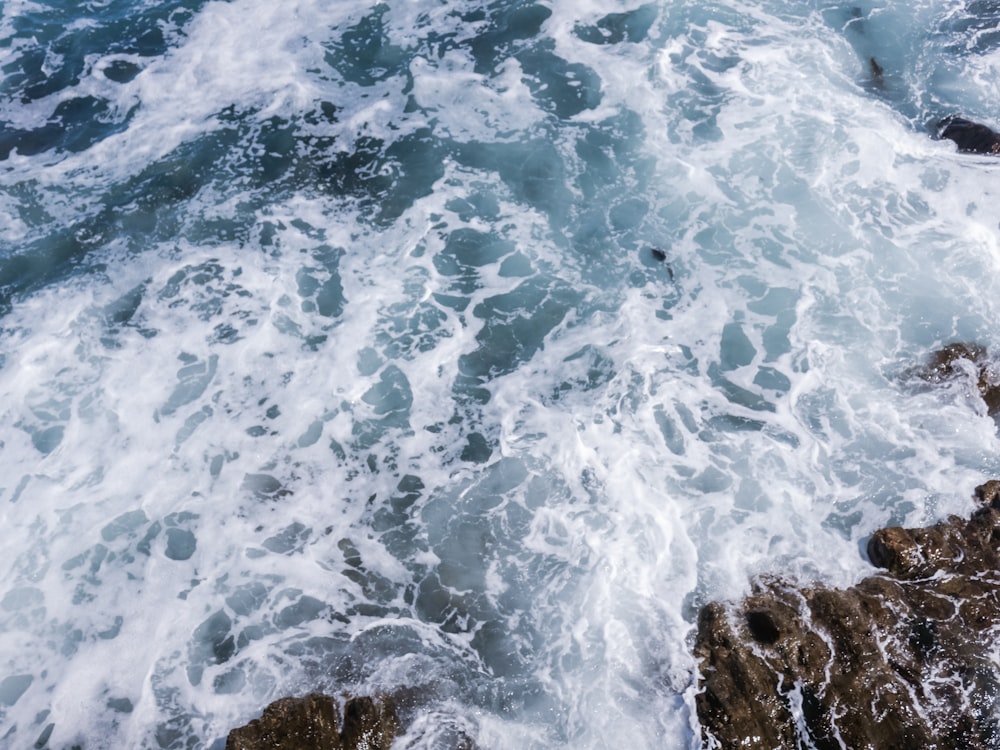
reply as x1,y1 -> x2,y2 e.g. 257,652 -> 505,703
696,480 -> 1000,749
226,693 -> 400,750
916,342 -> 1000,416
938,115 -> 1000,154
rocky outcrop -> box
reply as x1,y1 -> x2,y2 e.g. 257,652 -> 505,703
938,116 -> 1000,155
696,481 -> 1000,749
226,693 -> 399,750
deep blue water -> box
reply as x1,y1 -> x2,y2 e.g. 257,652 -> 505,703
2,1 -> 1000,747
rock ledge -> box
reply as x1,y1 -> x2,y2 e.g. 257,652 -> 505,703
696,481 -> 1000,749
226,693 -> 399,750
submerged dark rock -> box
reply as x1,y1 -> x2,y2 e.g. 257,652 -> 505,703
868,56 -> 884,87
226,693 -> 399,750
938,115 -> 1000,154
696,481 -> 1000,749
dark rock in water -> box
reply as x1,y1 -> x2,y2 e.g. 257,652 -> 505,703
938,115 -> 1000,155
921,341 -> 988,381
103,59 -> 141,84
917,342 -> 1000,416
696,481 -> 1000,749
226,693 -> 399,750
868,56 -> 884,87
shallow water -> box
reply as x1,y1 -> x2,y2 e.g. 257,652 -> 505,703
2,0 -> 1000,747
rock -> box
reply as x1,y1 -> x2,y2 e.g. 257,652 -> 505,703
695,481 -> 1000,749
938,115 -> 1000,154
869,56 -> 884,87
916,342 -> 1000,416
227,693 -> 399,750
921,342 -> 988,381
976,478 -> 1000,507
866,521 -> 965,578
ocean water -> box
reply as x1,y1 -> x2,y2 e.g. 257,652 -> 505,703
2,0 -> 1000,747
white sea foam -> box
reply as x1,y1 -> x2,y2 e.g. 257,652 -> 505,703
2,0 -> 1000,748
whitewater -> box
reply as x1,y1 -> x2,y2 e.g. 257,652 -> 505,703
1,0 -> 1000,747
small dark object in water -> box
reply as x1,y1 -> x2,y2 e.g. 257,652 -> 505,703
938,116 -> 1000,155
647,247 -> 675,281
868,57 -> 884,86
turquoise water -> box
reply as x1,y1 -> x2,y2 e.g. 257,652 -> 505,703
2,0 -> 1000,747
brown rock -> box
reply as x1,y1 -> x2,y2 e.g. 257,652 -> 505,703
866,520 -> 965,578
976,479 -> 1000,508
696,481 -> 1000,749
922,342 -> 988,381
227,693 -> 399,750
918,342 -> 1000,416
340,696 -> 398,750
